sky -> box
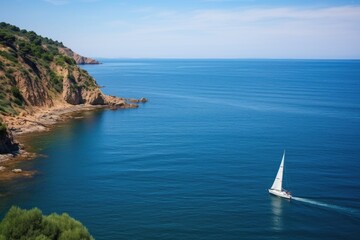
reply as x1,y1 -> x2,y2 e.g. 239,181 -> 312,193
1,0 -> 360,59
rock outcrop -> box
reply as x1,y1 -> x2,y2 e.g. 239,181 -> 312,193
128,97 -> 148,103
0,127 -> 19,154
59,47 -> 100,65
14,60 -> 54,107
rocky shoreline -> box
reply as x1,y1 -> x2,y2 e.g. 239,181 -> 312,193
0,23 -> 150,181
0,97 -> 147,181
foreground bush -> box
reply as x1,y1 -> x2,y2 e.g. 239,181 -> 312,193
0,206 -> 93,240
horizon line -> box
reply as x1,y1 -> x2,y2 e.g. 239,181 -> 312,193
91,57 -> 360,61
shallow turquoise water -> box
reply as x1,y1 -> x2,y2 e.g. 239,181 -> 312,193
1,59 -> 360,239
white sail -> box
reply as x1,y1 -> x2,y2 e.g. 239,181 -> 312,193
270,151 -> 285,191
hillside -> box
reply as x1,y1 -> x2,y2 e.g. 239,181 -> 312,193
0,22 -> 107,114
0,22 -> 140,156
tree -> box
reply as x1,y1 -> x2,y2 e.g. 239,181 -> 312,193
0,31 -> 16,46
33,38 -> 42,46
27,31 -> 38,41
18,41 -> 32,57
0,206 -> 93,240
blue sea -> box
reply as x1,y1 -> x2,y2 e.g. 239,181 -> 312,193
1,59 -> 360,239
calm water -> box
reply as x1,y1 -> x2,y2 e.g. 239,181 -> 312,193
1,59 -> 360,239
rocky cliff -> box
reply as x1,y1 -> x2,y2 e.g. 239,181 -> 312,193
0,122 -> 19,154
0,22 -> 141,156
0,22 -> 110,115
0,22 -> 137,113
59,47 -> 100,65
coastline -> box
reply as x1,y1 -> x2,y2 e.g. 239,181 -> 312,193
0,97 -> 146,181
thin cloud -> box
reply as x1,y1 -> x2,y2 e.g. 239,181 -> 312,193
43,0 -> 101,5
97,6 -> 360,58
79,0 -> 102,2
106,6 -> 360,38
43,0 -> 69,5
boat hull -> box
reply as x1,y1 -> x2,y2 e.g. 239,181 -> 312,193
268,189 -> 292,199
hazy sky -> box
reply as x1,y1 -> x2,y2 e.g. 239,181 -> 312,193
1,0 -> 360,59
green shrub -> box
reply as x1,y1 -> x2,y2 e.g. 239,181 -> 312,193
55,56 -> 66,67
17,40 -> 46,59
42,52 -> 54,61
64,56 -> 75,65
6,68 -> 14,74
0,207 -> 43,239
47,44 -> 59,55
17,41 -> 32,56
0,22 -> 20,32
0,96 -> 16,115
0,98 -> 11,107
55,56 -> 76,67
11,86 -> 23,102
0,50 -> 18,63
0,22 -> 8,28
4,72 -> 15,83
31,44 -> 45,58
9,25 -> 20,32
33,38 -> 42,46
0,122 -> 6,134
49,71 -> 63,92
0,30 -> 16,47
13,97 -> 24,106
0,206 -> 93,240
27,31 -> 38,42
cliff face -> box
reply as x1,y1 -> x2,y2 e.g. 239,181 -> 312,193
0,22 -> 108,116
0,125 -> 19,154
59,47 -> 100,65
0,22 -> 137,156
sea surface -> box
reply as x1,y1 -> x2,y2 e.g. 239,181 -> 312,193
1,59 -> 360,239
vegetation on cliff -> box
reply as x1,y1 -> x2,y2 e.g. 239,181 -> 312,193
0,121 -> 6,134
0,22 -> 105,116
0,22 -> 138,156
0,206 -> 93,240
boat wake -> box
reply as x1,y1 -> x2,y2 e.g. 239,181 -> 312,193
292,197 -> 360,219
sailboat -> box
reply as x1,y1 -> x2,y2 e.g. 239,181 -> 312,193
268,151 -> 292,199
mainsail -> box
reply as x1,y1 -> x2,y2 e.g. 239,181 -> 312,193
270,151 -> 285,191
